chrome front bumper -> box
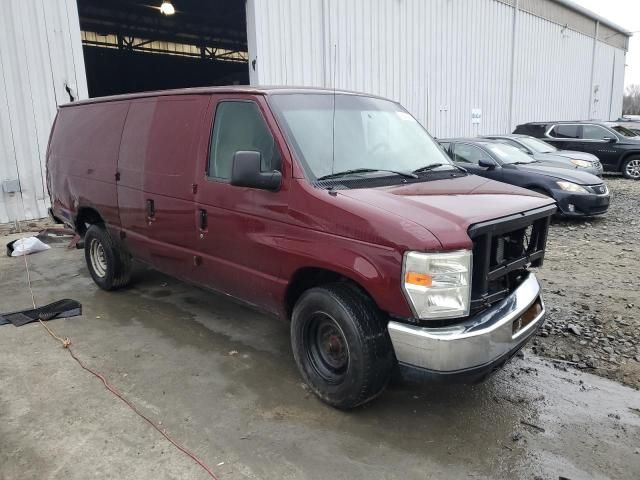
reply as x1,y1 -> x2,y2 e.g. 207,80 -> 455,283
388,273 -> 544,375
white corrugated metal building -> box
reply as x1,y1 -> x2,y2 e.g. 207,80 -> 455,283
0,0 -> 631,223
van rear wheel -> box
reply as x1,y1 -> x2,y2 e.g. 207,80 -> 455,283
291,283 -> 394,409
84,224 -> 132,290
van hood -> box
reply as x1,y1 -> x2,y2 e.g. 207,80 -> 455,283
514,162 -> 601,185
337,174 -> 555,249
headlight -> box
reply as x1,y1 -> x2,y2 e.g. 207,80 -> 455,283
402,250 -> 472,319
556,181 -> 588,193
570,159 -> 592,168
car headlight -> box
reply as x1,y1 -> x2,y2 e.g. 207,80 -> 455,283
556,181 -> 588,193
570,159 -> 592,168
402,250 -> 472,319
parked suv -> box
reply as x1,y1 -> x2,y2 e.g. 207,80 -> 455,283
48,87 -> 555,409
439,138 -> 609,217
513,121 -> 640,179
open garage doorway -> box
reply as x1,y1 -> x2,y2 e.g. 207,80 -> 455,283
77,0 -> 249,98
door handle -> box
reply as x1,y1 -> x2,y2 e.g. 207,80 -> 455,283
198,208 -> 208,231
146,199 -> 155,220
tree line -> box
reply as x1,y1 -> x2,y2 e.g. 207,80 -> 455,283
623,84 -> 640,115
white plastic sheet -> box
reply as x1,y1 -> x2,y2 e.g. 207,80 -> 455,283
10,237 -> 51,257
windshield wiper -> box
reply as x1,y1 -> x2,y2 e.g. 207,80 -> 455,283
412,163 -> 465,174
317,168 -> 417,181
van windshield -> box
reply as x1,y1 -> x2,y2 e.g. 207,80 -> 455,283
269,93 -> 455,181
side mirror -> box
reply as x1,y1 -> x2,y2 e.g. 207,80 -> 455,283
603,136 -> 616,143
230,151 -> 282,191
478,158 -> 496,169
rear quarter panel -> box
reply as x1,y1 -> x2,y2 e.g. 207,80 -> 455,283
47,101 -> 129,228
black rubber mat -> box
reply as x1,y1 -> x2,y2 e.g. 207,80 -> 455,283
0,299 -> 82,327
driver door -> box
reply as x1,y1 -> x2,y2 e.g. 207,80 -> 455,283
577,124 -> 620,170
191,95 -> 291,314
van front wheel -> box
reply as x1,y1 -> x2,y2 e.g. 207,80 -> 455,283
84,224 -> 132,290
291,283 -> 394,409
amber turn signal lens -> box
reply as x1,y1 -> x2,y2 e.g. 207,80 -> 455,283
404,272 -> 432,287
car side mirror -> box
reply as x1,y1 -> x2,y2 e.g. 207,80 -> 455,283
603,136 -> 616,143
478,158 -> 496,169
230,151 -> 282,191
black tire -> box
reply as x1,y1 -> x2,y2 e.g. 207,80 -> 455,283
291,283 -> 394,409
621,156 -> 640,180
84,224 -> 132,290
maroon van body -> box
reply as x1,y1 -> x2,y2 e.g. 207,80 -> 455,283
47,86 -> 556,409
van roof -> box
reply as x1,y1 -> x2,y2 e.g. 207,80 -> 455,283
59,86 -> 392,108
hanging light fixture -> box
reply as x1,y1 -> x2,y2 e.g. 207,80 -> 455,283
159,1 -> 175,15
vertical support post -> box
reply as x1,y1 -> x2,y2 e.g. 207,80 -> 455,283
507,0 -> 519,133
609,50 -> 616,120
588,21 -> 600,119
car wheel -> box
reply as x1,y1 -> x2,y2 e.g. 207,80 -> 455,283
291,283 -> 394,409
84,224 -> 132,290
622,156 -> 640,180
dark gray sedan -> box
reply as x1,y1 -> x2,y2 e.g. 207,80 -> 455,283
439,138 -> 610,217
481,134 -> 603,177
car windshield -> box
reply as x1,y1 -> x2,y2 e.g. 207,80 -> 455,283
269,93 -> 455,180
517,136 -> 557,153
611,125 -> 638,137
485,143 -> 535,164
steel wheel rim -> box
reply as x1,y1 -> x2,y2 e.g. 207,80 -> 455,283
626,159 -> 640,179
89,238 -> 107,278
305,312 -> 349,384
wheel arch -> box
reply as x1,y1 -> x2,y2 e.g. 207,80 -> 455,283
620,151 -> 640,173
284,266 -> 381,319
75,206 -> 104,236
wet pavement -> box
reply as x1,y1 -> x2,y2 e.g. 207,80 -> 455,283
1,235 -> 639,479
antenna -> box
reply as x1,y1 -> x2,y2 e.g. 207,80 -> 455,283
331,43 -> 337,175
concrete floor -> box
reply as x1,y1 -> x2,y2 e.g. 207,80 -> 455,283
1,234 -> 639,480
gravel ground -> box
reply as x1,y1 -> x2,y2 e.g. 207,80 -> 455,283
533,177 -> 640,389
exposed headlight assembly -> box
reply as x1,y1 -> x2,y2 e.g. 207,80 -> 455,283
556,181 -> 588,193
402,250 -> 472,319
570,159 -> 592,168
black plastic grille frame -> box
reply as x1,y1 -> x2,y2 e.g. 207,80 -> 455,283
467,204 -> 556,313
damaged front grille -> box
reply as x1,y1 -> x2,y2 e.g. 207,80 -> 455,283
468,205 -> 555,313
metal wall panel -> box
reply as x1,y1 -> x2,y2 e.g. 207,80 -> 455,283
511,9 -> 594,125
248,0 -> 627,139
0,0 -> 87,224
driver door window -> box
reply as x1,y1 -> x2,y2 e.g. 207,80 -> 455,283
208,101 -> 280,179
453,144 -> 486,164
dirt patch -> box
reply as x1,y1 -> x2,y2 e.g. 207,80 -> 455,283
0,218 -> 57,237
532,177 -> 640,389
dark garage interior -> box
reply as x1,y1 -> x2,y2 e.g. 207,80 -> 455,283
77,0 -> 249,98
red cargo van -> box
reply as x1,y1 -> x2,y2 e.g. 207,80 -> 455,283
47,87 -> 556,409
